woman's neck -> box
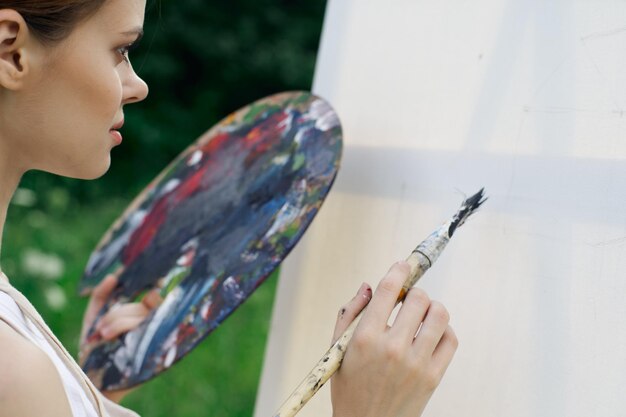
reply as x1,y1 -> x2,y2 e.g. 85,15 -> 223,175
0,153 -> 24,268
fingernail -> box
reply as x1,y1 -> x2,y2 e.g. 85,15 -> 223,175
357,283 -> 372,301
389,260 -> 405,272
363,286 -> 372,301
100,327 -> 110,338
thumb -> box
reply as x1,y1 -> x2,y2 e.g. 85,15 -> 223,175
81,274 -> 118,342
141,288 -> 164,310
331,283 -> 372,345
91,274 -> 118,303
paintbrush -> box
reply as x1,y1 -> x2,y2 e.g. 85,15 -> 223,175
273,188 -> 487,417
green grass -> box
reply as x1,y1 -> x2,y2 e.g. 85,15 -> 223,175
2,180 -> 278,417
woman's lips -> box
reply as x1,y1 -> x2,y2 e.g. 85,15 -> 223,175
111,119 -> 124,130
110,129 -> 123,145
110,118 -> 124,145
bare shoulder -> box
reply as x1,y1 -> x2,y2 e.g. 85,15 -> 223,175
0,320 -> 73,417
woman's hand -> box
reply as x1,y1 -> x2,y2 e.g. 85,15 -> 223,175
80,275 -> 163,344
79,274 -> 162,403
330,261 -> 458,417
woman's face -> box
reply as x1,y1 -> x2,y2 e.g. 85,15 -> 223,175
2,0 -> 149,179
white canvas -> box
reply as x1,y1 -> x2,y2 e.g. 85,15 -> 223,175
255,1 -> 626,416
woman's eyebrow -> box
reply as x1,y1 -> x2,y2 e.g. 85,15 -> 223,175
121,27 -> 144,41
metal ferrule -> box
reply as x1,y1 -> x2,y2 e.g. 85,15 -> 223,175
412,221 -> 451,266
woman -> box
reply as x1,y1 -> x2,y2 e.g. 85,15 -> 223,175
0,1 -> 458,416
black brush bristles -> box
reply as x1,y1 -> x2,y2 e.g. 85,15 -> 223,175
448,188 -> 487,237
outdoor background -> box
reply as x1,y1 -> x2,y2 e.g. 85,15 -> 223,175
1,1 -> 327,416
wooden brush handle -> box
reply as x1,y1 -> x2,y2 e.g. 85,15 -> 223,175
273,251 -> 431,417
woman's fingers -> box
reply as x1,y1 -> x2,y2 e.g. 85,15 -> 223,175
80,274 -> 118,343
361,261 -> 410,330
431,325 -> 459,372
99,316 -> 147,340
141,288 -> 163,310
91,274 -> 118,301
92,289 -> 163,340
331,262 -> 458,417
96,303 -> 149,339
413,301 -> 450,358
389,288 -> 431,343
332,283 -> 372,345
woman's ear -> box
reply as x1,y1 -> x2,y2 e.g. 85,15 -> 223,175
0,9 -> 31,90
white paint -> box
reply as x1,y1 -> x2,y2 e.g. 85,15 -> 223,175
255,1 -> 626,416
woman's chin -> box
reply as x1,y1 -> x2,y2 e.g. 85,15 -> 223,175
80,161 -> 112,180
42,157 -> 112,180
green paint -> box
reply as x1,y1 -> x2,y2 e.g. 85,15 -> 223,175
292,154 -> 305,171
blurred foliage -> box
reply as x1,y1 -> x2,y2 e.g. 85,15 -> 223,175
2,1 -> 327,417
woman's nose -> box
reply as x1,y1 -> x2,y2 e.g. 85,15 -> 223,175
122,64 -> 149,105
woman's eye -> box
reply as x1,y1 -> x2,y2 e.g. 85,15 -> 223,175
117,46 -> 131,63
117,42 -> 137,64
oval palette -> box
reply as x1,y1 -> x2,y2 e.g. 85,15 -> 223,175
79,91 -> 342,390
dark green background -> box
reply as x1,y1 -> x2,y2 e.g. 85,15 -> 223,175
2,2 -> 327,416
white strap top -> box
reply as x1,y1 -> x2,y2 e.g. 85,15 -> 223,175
0,290 -> 99,416
0,272 -> 139,417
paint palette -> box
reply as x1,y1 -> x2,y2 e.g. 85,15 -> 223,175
78,91 -> 342,390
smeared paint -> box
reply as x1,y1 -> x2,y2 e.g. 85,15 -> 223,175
79,91 -> 343,390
